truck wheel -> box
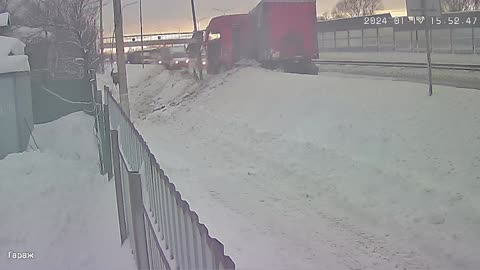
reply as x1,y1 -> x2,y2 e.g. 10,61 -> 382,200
307,63 -> 319,75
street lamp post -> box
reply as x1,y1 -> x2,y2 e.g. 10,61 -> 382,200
190,0 -> 198,32
121,1 -> 143,68
139,0 -> 144,69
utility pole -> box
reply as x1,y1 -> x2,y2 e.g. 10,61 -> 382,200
422,0 -> 433,96
140,0 -> 145,69
406,0 -> 440,96
112,0 -> 131,117
190,0 -> 203,80
99,0 -> 104,73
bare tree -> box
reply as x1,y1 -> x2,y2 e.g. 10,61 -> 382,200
1,0 -> 29,23
332,0 -> 383,18
442,0 -> 480,11
23,0 -> 100,78
318,12 -> 331,21
0,0 -> 12,13
331,8 -> 348,19
318,11 -> 347,20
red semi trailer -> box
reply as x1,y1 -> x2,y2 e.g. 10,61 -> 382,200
205,0 -> 318,75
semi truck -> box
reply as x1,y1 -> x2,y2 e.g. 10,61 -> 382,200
205,14 -> 252,74
205,0 -> 319,75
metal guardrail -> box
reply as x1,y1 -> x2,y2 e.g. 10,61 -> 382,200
313,59 -> 480,71
105,89 -> 235,270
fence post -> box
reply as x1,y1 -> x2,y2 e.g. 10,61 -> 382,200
449,28 -> 454,53
99,105 -> 107,175
473,27 -> 476,54
393,29 -> 396,52
103,86 -> 113,180
361,29 -> 364,49
376,27 -> 380,52
111,130 -> 128,245
347,30 -> 350,48
410,31 -> 413,52
128,171 -> 150,270
334,31 -> 337,49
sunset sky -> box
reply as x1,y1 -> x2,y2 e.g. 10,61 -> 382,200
102,0 -> 407,36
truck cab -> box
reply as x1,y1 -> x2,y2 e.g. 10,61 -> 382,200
205,15 -> 251,74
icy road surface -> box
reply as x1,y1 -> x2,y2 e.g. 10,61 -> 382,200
0,112 -> 136,270
100,65 -> 480,270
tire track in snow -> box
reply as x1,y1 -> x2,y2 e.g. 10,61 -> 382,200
142,108 -> 431,270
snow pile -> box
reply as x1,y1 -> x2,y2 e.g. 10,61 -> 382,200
123,66 -> 480,270
318,51 -> 480,65
0,112 -> 136,270
0,36 -> 29,74
97,64 -> 161,100
97,64 -> 203,120
0,36 -> 25,56
316,52 -> 480,90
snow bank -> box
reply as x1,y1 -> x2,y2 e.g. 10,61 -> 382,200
317,64 -> 480,90
96,64 -> 198,120
318,51 -> 480,65
316,52 -> 480,90
96,64 -> 160,100
124,66 -> 480,270
0,112 -> 136,270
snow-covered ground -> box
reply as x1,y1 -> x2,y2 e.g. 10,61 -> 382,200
318,51 -> 480,65
98,65 -> 480,270
317,64 -> 480,90
0,112 -> 136,270
316,52 -> 480,90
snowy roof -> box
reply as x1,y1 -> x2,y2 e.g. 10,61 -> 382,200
0,36 -> 30,74
0,12 -> 11,28
0,55 -> 30,74
0,36 -> 25,56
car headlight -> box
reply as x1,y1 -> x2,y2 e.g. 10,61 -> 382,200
175,61 -> 179,64
202,61 -> 206,65
158,60 -> 162,64
186,59 -> 190,64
